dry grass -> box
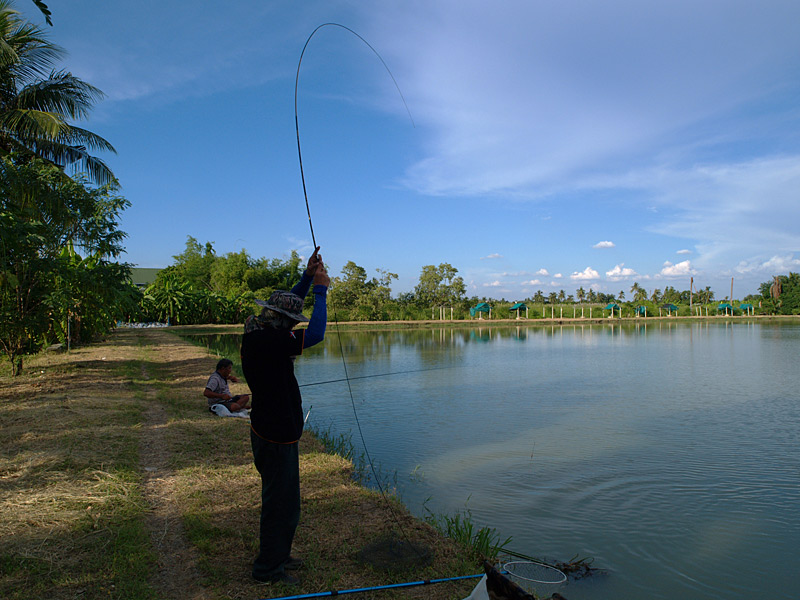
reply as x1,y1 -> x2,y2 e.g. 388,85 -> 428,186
0,333 -> 155,599
1,329 -> 481,600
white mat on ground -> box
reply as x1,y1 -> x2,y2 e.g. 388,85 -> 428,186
463,575 -> 489,600
209,403 -> 249,418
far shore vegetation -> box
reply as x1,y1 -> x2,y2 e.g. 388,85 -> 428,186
5,227 -> 800,376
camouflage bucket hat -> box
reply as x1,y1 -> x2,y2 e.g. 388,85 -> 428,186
255,291 -> 309,322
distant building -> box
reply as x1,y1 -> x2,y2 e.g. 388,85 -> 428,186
129,267 -> 162,289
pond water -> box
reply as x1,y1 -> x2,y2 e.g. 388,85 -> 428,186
184,321 -> 800,599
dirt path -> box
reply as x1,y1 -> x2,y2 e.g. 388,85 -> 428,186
138,357 -> 209,600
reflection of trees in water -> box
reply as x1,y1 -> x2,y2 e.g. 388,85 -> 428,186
179,322 -> 713,382
328,329 -> 468,368
180,333 -> 245,379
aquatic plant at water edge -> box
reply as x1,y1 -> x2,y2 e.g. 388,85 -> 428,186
423,499 -> 512,560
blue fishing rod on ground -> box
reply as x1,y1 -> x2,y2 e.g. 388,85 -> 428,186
260,573 -> 483,600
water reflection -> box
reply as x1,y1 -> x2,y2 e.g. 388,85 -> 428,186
177,321 -> 800,600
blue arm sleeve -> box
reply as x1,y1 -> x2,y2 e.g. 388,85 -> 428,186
303,284 -> 327,348
290,271 -> 313,299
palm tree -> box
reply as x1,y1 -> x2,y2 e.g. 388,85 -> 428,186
631,282 -> 647,303
0,1 -> 115,183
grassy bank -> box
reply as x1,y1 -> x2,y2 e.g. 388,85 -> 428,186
0,329 -> 483,599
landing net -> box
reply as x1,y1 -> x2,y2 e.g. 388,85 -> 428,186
503,561 -> 567,595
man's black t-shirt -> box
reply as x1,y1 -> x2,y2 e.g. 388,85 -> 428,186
241,327 -> 305,443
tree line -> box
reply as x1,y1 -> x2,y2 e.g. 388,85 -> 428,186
136,240 -> 800,323
131,239 -> 472,324
0,1 -> 127,375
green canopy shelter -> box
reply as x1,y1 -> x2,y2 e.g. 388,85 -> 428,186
717,303 -> 734,315
470,302 -> 491,319
661,303 -> 679,316
509,302 -> 528,319
634,305 -> 647,317
740,303 -> 754,316
604,303 -> 621,317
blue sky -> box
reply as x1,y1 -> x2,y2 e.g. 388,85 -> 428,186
29,0 -> 800,300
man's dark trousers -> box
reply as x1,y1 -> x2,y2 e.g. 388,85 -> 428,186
251,430 -> 300,580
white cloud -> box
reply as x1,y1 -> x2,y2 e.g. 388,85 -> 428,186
734,254 -> 800,274
593,241 -> 616,249
524,279 -> 543,285
369,3 -> 800,294
483,281 -> 502,287
62,4 -> 301,103
481,253 -> 503,260
677,249 -> 692,255
536,268 -> 549,276
385,2 -> 800,198
660,260 -> 694,277
645,157 -> 800,273
570,267 -> 600,280
606,264 -> 638,281
554,273 -> 563,279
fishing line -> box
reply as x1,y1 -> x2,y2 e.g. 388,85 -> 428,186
295,22 -> 414,249
295,23 -> 424,559
298,365 -> 454,388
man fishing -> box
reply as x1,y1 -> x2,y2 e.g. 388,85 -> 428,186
240,247 -> 329,585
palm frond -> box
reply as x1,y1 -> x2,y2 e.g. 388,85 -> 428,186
0,2 -> 115,185
27,139 -> 115,185
31,0 -> 52,26
57,125 -> 116,154
0,7 -> 60,74
14,72 -> 104,120
0,107 -> 65,139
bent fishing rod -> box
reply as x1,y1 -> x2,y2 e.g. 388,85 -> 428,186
295,22 -> 414,249
294,22 -> 428,563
